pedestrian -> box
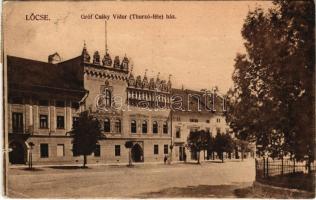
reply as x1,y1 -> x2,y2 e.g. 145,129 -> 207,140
164,155 -> 167,164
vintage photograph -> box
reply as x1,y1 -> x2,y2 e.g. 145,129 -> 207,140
2,0 -> 315,198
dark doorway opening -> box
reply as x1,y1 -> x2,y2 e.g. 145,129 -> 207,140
131,143 -> 144,162
9,141 -> 26,164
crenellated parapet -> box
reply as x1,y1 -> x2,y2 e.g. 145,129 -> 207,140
81,43 -> 129,74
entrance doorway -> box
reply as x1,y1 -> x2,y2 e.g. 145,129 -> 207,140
131,143 -> 144,162
9,141 -> 27,164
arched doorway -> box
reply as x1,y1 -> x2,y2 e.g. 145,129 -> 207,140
9,141 -> 27,164
131,143 -> 144,162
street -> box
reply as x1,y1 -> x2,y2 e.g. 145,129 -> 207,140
8,159 -> 255,198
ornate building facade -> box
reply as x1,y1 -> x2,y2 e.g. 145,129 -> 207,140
7,44 -> 173,165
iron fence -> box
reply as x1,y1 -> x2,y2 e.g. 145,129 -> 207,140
255,158 -> 316,179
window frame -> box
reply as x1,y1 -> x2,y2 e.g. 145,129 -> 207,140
56,116 -> 65,129
131,120 -> 137,133
104,118 -> 111,132
115,145 -> 121,156
142,120 -> 148,134
154,144 -> 159,155
39,115 -> 49,129
152,121 -> 158,134
40,143 -> 49,158
164,144 -> 168,154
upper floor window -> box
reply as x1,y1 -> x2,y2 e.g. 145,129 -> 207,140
39,99 -> 49,106
142,120 -> 148,134
12,112 -> 23,132
131,120 -> 137,133
105,90 -> 111,107
72,117 -> 79,129
189,119 -> 198,123
56,116 -> 65,129
216,118 -> 221,123
153,121 -> 158,134
104,118 -> 111,132
40,115 -> 48,129
55,100 -> 65,107
206,120 -> 210,123
115,119 -> 121,133
216,128 -> 221,134
163,122 -> 168,134
176,127 -> 181,138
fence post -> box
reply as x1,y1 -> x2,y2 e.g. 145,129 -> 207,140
266,157 -> 269,177
293,159 -> 295,173
263,158 -> 266,178
281,157 -> 284,176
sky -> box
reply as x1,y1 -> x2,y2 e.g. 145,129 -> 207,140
4,1 -> 273,93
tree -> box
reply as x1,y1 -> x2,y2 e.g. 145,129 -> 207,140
70,111 -> 103,168
234,139 -> 251,161
187,130 -> 211,164
226,0 -> 314,169
214,133 -> 234,163
125,141 -> 133,166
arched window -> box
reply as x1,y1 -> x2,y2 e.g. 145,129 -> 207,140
104,118 -> 111,132
163,122 -> 168,134
142,121 -> 147,134
115,119 -> 121,133
153,121 -> 158,134
131,120 -> 137,133
105,90 -> 111,107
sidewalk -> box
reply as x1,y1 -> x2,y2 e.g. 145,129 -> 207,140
9,158 -> 253,169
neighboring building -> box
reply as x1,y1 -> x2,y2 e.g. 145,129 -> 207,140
170,88 -> 231,162
7,44 -> 173,165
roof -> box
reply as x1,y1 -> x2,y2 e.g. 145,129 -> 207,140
171,88 -> 226,114
7,55 -> 86,97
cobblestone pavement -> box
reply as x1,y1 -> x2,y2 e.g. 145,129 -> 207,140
7,159 -> 255,198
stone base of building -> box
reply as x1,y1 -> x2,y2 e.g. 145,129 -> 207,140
8,135 -> 171,165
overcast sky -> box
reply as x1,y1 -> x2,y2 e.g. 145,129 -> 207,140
4,1 -> 273,93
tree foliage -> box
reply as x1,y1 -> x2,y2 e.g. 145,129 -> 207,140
226,0 -> 315,162
213,133 -> 234,162
187,130 -> 211,164
70,111 -> 103,167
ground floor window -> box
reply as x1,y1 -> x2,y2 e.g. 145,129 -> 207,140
57,144 -> 65,157
115,145 -> 120,156
94,145 -> 101,157
154,144 -> 159,155
40,143 -> 49,158
164,144 -> 168,154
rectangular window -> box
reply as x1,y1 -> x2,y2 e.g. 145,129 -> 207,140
12,112 -> 23,132
189,119 -> 198,123
206,120 -> 210,123
176,127 -> 181,138
217,118 -> 221,123
40,144 -> 49,158
39,99 -> 49,106
40,115 -> 48,129
55,100 -> 65,107
57,116 -> 65,129
164,144 -> 168,154
57,144 -> 65,157
72,117 -> 79,129
154,144 -> 159,155
115,145 -> 120,156
94,145 -> 101,157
